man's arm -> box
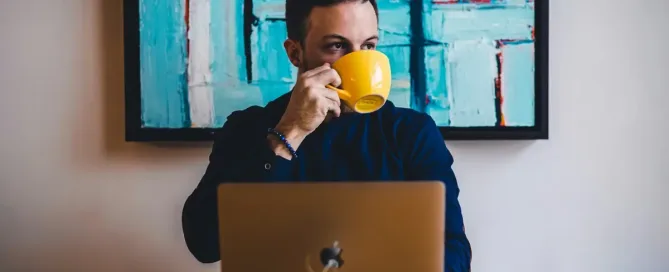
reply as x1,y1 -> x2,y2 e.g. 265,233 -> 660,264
403,113 -> 472,272
181,108 -> 295,263
183,63 -> 343,263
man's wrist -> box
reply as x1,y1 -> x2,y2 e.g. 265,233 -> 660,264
273,124 -> 307,147
266,125 -> 307,160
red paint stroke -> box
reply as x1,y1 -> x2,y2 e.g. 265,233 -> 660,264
432,0 -> 459,4
185,0 -> 190,56
499,26 -> 534,44
495,41 -> 506,127
432,0 -> 491,4
185,0 -> 194,127
531,26 -> 535,41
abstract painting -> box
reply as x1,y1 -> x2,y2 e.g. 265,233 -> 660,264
124,0 -> 549,141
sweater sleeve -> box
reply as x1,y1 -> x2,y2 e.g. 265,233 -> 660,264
403,113 -> 473,272
181,109 -> 295,263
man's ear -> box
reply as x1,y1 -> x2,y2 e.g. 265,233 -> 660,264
283,39 -> 302,68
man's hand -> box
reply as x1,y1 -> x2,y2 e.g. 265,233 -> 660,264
268,63 -> 342,159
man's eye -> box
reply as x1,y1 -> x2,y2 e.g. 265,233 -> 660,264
330,43 -> 344,49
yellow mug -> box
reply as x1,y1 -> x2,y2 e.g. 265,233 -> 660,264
326,50 -> 392,114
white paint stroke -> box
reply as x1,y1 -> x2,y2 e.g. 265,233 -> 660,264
187,0 -> 214,127
221,0 -> 242,86
447,39 -> 499,127
253,1 -> 285,20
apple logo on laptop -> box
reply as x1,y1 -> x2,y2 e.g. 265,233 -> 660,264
305,241 -> 344,272
320,241 -> 344,269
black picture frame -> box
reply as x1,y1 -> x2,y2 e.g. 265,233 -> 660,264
123,0 -> 549,142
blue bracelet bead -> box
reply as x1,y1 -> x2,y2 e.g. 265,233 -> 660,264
267,128 -> 298,159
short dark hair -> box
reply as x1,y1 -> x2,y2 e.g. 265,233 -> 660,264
285,0 -> 379,43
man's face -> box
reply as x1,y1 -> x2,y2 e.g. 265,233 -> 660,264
285,1 -> 379,72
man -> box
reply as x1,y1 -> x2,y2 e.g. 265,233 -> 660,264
181,0 -> 472,270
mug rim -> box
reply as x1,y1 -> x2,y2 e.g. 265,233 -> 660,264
332,50 -> 389,65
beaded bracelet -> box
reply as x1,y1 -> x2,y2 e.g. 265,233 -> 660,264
267,128 -> 298,159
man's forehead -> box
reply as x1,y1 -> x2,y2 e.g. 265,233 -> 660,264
305,2 -> 378,41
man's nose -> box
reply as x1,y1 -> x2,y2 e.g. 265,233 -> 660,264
344,48 -> 358,55
350,47 -> 361,53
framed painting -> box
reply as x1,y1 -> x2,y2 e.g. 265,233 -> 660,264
124,0 -> 549,141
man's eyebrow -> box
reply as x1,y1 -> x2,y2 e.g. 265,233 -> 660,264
322,34 -> 349,41
365,35 -> 379,42
321,34 -> 380,42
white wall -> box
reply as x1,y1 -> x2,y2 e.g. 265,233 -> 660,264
0,0 -> 667,271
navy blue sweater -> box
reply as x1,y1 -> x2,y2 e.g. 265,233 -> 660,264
181,92 -> 472,271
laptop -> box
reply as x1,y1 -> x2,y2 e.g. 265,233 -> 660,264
217,181 -> 445,272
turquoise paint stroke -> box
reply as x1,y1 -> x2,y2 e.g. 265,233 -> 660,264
424,46 -> 451,126
377,2 -> 411,46
505,0 -> 529,5
502,43 -> 535,126
250,18 -> 296,104
425,5 -> 534,43
139,0 -> 189,128
378,46 -> 412,109
210,0 -> 255,127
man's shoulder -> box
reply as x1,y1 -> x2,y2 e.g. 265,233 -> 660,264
375,101 -> 449,161
377,101 -> 438,132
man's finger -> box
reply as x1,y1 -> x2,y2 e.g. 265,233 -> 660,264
328,99 -> 342,117
301,63 -> 331,78
312,68 -> 342,88
321,87 -> 341,104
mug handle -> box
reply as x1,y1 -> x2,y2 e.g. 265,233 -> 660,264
325,85 -> 352,101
